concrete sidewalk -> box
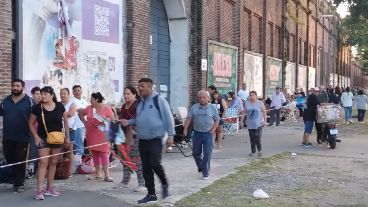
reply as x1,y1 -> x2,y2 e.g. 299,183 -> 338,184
0,121 -> 367,206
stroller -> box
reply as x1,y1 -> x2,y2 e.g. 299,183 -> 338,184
170,112 -> 192,157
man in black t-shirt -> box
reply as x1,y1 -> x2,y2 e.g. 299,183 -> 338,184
301,87 -> 320,147
0,79 -> 33,192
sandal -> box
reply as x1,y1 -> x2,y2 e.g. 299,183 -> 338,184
87,175 -> 102,180
104,176 -> 114,182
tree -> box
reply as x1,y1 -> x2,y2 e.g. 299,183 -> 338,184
334,0 -> 368,70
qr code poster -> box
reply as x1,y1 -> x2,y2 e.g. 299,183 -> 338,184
82,0 -> 120,44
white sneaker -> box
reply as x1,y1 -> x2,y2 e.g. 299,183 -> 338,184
201,176 -> 209,180
134,185 -> 146,192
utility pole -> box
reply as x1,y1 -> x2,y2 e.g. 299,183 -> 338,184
281,0 -> 287,90
306,0 -> 310,90
262,0 -> 267,97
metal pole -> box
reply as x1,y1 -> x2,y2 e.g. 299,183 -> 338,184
281,0 -> 286,90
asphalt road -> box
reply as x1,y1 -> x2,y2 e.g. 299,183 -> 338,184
0,120 -> 367,207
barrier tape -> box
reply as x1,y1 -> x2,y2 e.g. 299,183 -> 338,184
0,116 -> 241,169
0,142 -> 110,169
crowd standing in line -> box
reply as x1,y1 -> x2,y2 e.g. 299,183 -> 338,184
1,77 -> 368,204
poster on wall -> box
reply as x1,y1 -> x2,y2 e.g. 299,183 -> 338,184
298,65 -> 307,91
243,52 -> 263,96
21,0 -> 124,104
207,41 -> 238,95
334,74 -> 339,86
308,67 -> 316,90
329,73 -> 334,86
285,62 -> 296,93
267,58 -> 282,97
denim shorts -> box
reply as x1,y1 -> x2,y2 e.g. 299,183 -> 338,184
304,120 -> 314,134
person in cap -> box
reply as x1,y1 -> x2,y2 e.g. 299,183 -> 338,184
269,86 -> 286,126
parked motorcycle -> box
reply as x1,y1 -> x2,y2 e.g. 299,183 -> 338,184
317,121 -> 341,149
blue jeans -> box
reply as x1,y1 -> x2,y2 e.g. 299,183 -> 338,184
344,107 -> 352,121
192,131 -> 213,177
71,127 -> 85,155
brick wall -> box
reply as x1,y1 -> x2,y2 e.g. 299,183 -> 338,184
0,0 -> 13,156
125,0 -> 151,88
0,0 -> 13,98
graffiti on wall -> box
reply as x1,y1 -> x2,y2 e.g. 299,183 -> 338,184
207,41 -> 238,94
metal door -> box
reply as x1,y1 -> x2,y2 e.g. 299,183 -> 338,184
150,0 -> 170,101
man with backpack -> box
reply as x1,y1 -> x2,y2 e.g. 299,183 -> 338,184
0,79 -> 34,192
121,78 -> 175,204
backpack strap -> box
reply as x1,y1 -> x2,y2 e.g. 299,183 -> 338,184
153,95 -> 160,113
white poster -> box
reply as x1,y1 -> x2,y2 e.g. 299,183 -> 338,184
308,67 -> 316,90
285,62 -> 296,92
21,0 -> 124,104
329,73 -> 334,86
244,52 -> 263,96
298,65 -> 307,90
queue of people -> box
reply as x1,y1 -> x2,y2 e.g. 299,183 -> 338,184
1,78 -> 367,204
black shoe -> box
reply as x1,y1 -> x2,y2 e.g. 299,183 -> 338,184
162,185 -> 169,199
138,194 -> 158,204
197,168 -> 202,173
14,186 -> 25,193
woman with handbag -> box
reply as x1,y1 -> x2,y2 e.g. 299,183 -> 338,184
119,86 -> 145,192
29,86 -> 70,200
78,92 -> 115,182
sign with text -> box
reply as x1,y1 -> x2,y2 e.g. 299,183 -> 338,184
267,58 -> 282,97
207,41 -> 238,94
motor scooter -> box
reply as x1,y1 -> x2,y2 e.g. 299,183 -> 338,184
317,121 -> 341,149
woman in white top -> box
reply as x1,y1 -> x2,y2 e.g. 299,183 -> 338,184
340,87 -> 354,124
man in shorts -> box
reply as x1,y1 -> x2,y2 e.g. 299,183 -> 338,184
301,87 -> 320,147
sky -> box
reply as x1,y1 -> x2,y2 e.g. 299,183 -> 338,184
336,2 -> 349,18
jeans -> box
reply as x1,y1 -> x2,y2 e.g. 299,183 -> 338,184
344,107 -> 353,121
138,138 -> 168,195
71,127 -> 85,155
248,127 -> 262,153
192,131 -> 213,177
269,108 -> 281,126
2,140 -> 28,187
357,109 -> 366,122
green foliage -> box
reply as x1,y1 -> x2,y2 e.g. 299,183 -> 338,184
334,0 -> 368,71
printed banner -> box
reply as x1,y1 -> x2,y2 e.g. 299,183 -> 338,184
21,0 -> 124,104
267,58 -> 282,97
285,62 -> 296,93
207,41 -> 238,95
243,52 -> 263,96
308,67 -> 316,90
298,65 -> 307,91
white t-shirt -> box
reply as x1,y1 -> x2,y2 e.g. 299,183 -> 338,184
72,97 -> 88,129
63,100 -> 76,129
270,92 -> 286,109
238,89 -> 249,101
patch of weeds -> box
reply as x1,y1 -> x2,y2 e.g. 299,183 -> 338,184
175,153 -> 291,207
